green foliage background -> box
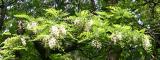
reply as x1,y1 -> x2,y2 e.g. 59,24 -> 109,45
0,0 -> 160,60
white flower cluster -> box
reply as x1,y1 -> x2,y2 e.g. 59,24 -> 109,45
27,22 -> 38,33
59,26 -> 67,36
48,37 -> 57,49
84,20 -> 93,31
111,32 -> 122,44
27,22 -> 37,29
143,35 -> 152,51
21,37 -> 26,46
50,25 -> 67,38
74,19 -> 81,25
51,26 -> 59,37
91,40 -> 102,49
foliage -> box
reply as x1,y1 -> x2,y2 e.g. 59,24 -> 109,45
0,7 -> 154,60
1,0 -> 160,60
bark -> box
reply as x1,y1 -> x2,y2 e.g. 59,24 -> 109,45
91,0 -> 96,11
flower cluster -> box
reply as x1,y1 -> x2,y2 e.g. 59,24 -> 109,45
59,26 -> 67,36
27,22 -> 38,33
51,26 -> 59,37
143,35 -> 152,51
48,37 -> 57,49
111,32 -> 122,44
91,40 -> 102,49
27,22 -> 37,29
74,19 -> 81,25
84,20 -> 93,31
73,19 -> 84,28
50,25 -> 67,38
21,37 -> 26,46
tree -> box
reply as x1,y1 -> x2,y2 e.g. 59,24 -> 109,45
0,0 -> 160,60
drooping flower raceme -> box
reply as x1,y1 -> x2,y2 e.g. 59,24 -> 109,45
74,19 -> 81,25
27,22 -> 37,29
50,25 -> 67,38
111,32 -> 122,44
48,37 -> 57,49
143,35 -> 152,51
21,37 -> 26,46
50,26 -> 60,37
84,20 -> 93,31
27,22 -> 38,33
59,25 -> 67,36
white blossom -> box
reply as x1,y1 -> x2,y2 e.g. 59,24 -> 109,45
143,35 -> 152,50
147,25 -> 150,29
7,5 -> 13,10
4,28 -> 9,32
91,40 -> 102,49
84,20 -> 93,31
59,26 -> 67,35
74,19 -> 81,25
111,32 -> 122,44
50,26 -> 59,37
30,22 -> 38,33
27,22 -> 37,29
31,22 -> 37,28
132,0 -> 136,2
44,0 -> 48,3
138,19 -> 143,25
50,25 -> 67,38
48,37 -> 57,49
21,37 -> 26,46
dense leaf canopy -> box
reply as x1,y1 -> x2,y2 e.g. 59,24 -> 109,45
0,0 -> 160,60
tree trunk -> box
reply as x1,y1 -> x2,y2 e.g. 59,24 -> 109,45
91,0 -> 96,11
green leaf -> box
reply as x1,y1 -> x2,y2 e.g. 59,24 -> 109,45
14,14 -> 31,21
